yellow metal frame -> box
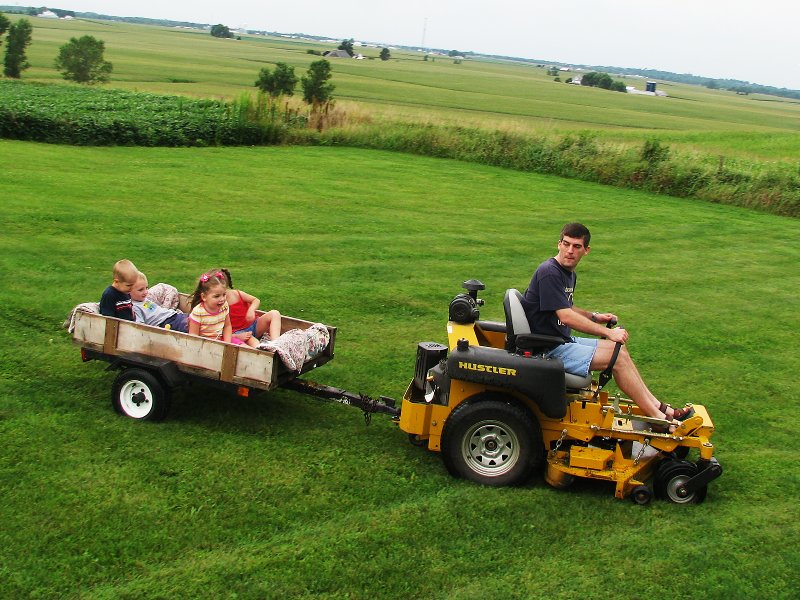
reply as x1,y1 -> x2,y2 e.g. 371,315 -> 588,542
398,320 -> 717,499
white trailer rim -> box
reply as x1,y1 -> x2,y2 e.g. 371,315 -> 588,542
118,379 -> 154,419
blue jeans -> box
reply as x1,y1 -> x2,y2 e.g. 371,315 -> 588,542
234,320 -> 258,336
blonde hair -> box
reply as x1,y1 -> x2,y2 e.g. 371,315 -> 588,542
113,259 -> 139,283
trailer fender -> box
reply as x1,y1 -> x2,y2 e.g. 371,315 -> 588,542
106,354 -> 186,388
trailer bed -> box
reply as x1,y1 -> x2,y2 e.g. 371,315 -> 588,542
71,309 -> 336,391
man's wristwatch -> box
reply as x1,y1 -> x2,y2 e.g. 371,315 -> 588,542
591,312 -> 599,322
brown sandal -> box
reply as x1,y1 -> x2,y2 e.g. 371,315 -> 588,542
671,405 -> 695,421
659,402 -> 695,422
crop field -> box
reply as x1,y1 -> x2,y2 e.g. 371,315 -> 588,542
12,15 -> 800,162
2,138 -> 798,599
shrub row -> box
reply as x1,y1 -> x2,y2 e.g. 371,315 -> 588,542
0,80 -> 286,146
290,125 -> 800,218
2,80 -> 797,217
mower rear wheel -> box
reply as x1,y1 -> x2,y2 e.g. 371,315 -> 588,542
441,397 -> 542,486
654,460 -> 707,504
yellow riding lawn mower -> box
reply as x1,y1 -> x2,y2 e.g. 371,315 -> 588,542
398,280 -> 722,504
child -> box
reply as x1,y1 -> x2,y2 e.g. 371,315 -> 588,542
99,259 -> 139,321
188,270 -> 255,346
219,268 -> 282,343
130,272 -> 189,332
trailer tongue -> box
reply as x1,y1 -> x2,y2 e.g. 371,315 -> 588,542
283,378 -> 400,424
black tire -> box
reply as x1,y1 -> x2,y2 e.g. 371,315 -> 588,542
654,460 -> 707,504
111,368 -> 170,421
441,396 -> 542,486
671,446 -> 690,460
631,484 -> 653,505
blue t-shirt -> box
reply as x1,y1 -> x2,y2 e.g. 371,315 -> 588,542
521,258 -> 576,341
99,285 -> 135,321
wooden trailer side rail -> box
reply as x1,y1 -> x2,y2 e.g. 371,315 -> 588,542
72,311 -> 336,391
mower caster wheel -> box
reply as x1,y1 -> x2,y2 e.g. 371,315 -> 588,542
631,485 -> 652,505
654,460 -> 707,504
408,434 -> 428,447
112,368 -> 170,421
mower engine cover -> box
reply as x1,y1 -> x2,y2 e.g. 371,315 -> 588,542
449,293 -> 480,323
447,344 -> 567,418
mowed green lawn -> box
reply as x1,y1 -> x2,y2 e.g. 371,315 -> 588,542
1,139 -> 798,599
14,16 -> 800,161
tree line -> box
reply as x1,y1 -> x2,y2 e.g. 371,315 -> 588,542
1,11 -> 113,83
255,60 -> 335,107
0,13 -> 32,78
0,11 -> 338,99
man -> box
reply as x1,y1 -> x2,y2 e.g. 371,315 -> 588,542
521,222 -> 692,426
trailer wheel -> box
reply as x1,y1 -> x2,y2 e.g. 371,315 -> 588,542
441,397 -> 542,486
654,460 -> 707,504
112,369 -> 170,421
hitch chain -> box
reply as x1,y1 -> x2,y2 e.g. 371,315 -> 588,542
361,394 -> 374,426
633,439 -> 650,465
551,429 -> 568,457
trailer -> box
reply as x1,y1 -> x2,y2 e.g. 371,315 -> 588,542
71,297 -> 398,421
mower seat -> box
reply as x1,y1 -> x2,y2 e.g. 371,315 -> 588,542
503,289 -> 592,389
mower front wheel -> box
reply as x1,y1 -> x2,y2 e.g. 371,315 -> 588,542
441,397 -> 542,486
654,460 -> 707,504
631,484 -> 653,505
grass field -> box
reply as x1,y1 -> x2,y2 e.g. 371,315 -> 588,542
2,139 -> 798,598
12,15 -> 800,162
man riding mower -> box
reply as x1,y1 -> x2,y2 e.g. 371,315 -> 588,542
398,280 -> 722,504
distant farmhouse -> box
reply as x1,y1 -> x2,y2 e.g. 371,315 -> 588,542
323,49 -> 365,59
569,73 -> 668,97
626,81 -> 668,97
323,50 -> 352,58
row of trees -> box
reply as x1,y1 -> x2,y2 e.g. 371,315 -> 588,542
0,14 -> 33,78
579,71 -> 627,93
210,24 -> 235,39
255,60 -> 334,106
0,12 -> 111,83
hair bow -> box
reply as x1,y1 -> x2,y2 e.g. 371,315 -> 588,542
200,271 -> 224,283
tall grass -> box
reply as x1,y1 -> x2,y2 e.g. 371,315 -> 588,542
2,79 -> 798,216
294,123 -> 800,217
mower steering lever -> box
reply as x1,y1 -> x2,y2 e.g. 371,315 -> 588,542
592,321 -> 623,400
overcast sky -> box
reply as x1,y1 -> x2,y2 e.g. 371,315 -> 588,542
24,0 -> 800,89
